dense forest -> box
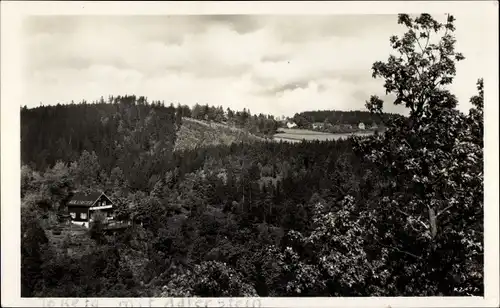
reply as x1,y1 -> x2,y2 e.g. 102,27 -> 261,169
21,97 -> 278,175
292,110 -> 401,129
21,14 -> 484,297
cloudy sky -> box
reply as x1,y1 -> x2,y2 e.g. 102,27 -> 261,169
22,14 -> 488,117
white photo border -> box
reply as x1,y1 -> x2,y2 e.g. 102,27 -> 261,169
1,1 -> 498,307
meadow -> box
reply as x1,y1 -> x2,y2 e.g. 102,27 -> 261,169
273,128 -> 375,143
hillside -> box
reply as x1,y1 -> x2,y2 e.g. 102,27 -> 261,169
175,117 -> 265,152
45,222 -> 96,258
21,97 -> 275,192
291,109 -> 403,128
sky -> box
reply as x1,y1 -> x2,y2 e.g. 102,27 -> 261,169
22,14 -> 488,117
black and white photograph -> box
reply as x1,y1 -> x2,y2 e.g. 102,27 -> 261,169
1,1 -> 499,307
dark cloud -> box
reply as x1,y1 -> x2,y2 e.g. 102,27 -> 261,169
258,80 -> 311,96
23,16 -> 79,35
253,68 -> 372,97
22,14 -> 395,46
320,69 -> 372,84
194,15 -> 263,34
25,49 -> 136,75
20,12 -> 485,115
142,15 -> 264,45
24,15 -> 206,45
262,15 -> 398,43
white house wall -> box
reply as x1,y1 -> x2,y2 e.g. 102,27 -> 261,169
89,205 -> 113,211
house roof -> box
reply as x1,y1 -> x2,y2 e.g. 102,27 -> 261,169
67,191 -> 104,207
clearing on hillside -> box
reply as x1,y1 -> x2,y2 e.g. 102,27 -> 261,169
175,117 -> 265,152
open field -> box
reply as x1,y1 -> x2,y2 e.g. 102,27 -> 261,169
273,128 -> 374,143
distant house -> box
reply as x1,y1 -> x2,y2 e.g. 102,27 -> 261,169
287,122 -> 297,128
312,122 -> 324,130
358,122 -> 366,130
66,191 -> 115,228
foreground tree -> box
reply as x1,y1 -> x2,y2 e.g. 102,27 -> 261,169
159,261 -> 258,297
285,196 -> 391,296
356,13 -> 483,295
21,207 -> 48,296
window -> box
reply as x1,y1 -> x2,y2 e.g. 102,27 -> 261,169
70,212 -> 76,219
80,212 -> 87,220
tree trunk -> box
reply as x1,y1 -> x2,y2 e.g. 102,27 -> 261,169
429,207 -> 437,239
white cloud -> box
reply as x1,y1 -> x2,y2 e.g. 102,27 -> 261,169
23,14 -> 487,117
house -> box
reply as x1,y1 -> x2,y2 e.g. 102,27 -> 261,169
358,122 -> 366,130
287,122 -> 297,128
66,191 -> 115,228
312,122 -> 324,130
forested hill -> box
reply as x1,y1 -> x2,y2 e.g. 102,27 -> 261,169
292,109 -> 403,127
21,95 -> 278,171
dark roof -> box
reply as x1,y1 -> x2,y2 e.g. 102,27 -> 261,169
67,191 -> 103,207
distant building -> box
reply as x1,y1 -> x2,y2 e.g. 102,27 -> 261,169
277,116 -> 287,126
312,122 -> 324,130
287,122 -> 297,128
66,191 -> 115,228
358,122 -> 366,130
